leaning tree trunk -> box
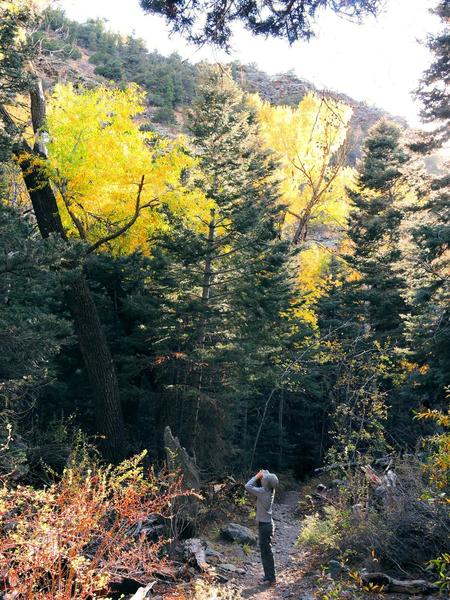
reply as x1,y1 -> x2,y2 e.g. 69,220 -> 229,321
2,77 -> 125,462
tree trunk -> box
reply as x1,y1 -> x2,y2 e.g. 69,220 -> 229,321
64,271 -> 125,461
292,208 -> 310,245
278,389 -> 284,469
2,77 -> 126,461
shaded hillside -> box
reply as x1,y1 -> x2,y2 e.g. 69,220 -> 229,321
38,8 -> 405,163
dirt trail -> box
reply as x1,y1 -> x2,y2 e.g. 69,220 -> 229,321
237,491 -> 309,599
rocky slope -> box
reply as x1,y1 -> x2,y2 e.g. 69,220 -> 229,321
38,9 -> 407,165
231,63 -> 407,165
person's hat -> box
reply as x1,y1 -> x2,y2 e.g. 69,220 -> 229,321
262,470 -> 279,489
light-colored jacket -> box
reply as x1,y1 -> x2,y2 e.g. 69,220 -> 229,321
245,471 -> 278,523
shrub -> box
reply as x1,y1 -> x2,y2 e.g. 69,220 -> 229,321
335,459 -> 449,572
299,457 -> 449,575
0,449 -> 189,599
415,407 -> 450,491
192,580 -> 242,599
428,553 -> 450,592
298,506 -> 349,551
153,105 -> 176,124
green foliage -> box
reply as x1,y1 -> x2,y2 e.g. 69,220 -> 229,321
139,0 -> 381,47
345,120 -> 409,342
153,104 -> 176,123
130,66 -> 301,471
428,553 -> 450,592
0,1 -> 447,497
413,1 -> 450,151
0,0 -> 35,159
415,406 -> 450,491
40,8 -> 198,109
298,506 -> 348,550
0,202 -> 70,478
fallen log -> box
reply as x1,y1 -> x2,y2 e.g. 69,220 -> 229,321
360,571 -> 438,594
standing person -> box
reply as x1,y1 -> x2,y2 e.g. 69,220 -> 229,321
245,469 -> 279,586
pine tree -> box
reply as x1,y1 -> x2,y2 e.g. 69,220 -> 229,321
344,120 -> 409,343
140,66 -> 297,471
315,120 -> 413,460
0,1 -> 33,160
403,0 -> 449,408
413,0 -> 450,153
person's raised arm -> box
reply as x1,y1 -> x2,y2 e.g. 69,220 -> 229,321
245,470 -> 265,496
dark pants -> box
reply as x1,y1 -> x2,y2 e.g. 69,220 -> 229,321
258,521 -> 275,581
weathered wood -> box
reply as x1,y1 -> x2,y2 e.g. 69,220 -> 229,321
129,581 -> 156,600
183,538 -> 208,571
164,426 -> 201,534
361,572 -> 437,594
164,426 -> 200,491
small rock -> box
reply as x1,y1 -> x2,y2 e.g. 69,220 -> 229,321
217,563 -> 246,575
205,546 -> 222,564
213,572 -> 229,583
316,483 -> 327,492
328,560 -> 346,576
220,523 -> 257,545
233,544 -> 247,560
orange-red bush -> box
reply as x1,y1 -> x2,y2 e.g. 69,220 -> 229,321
0,450 -> 189,599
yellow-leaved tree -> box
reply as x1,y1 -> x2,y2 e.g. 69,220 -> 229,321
44,83 -> 210,254
251,91 -> 355,245
251,91 -> 356,320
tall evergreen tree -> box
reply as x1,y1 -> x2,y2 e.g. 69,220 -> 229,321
403,0 -> 449,407
139,67 -> 297,471
413,0 -> 450,153
0,1 -> 33,160
315,121 -> 414,458
344,120 -> 409,343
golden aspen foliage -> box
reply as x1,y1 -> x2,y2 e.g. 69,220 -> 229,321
250,91 -> 355,244
44,83 -> 210,254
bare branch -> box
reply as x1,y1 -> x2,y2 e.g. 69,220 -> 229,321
86,176 -> 158,254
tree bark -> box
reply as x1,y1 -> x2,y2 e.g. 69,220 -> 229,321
64,272 -> 125,461
1,77 -> 126,461
360,572 -> 437,594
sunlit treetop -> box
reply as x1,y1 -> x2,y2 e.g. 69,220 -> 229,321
43,83 -> 211,254
139,0 -> 380,48
251,91 -> 355,242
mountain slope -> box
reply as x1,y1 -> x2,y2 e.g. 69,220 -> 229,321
38,7 -> 406,163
